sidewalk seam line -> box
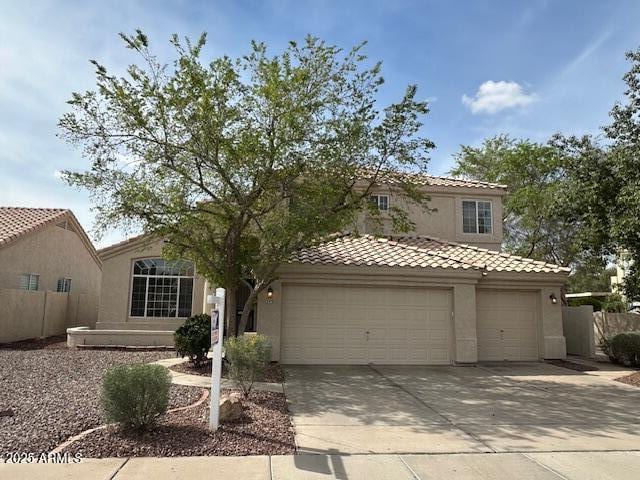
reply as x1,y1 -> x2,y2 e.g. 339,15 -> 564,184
398,455 -> 422,480
269,455 -> 274,480
522,453 -> 570,480
109,457 -> 130,480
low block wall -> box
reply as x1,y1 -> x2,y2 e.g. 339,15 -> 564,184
0,289 -> 99,343
562,305 -> 595,357
67,326 -> 175,348
594,311 -> 640,342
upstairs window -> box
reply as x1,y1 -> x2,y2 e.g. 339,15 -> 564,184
20,273 -> 39,291
130,259 -> 195,318
57,278 -> 72,292
462,200 -> 492,234
370,194 -> 390,211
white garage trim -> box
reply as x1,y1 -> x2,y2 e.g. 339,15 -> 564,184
280,284 -> 453,365
477,289 -> 541,361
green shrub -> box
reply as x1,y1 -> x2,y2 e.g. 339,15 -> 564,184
101,364 -> 171,433
609,332 -> 640,367
225,334 -> 272,398
174,314 -> 211,365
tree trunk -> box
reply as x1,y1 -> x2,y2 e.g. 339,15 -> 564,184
237,287 -> 259,336
225,285 -> 237,337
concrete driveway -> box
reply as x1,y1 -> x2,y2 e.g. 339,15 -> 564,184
284,362 -> 640,454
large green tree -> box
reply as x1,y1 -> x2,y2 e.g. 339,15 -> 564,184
59,32 -> 434,334
557,48 -> 640,301
450,135 -> 587,267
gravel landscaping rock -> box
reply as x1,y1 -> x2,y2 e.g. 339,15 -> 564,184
171,361 -> 286,383
615,371 -> 640,387
0,342 -> 201,455
63,390 -> 295,457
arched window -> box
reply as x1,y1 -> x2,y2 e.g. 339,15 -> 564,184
130,259 -> 195,318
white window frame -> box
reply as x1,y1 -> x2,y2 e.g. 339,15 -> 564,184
370,194 -> 390,211
20,273 -> 39,291
56,278 -> 72,292
129,258 -> 195,318
462,199 -> 493,235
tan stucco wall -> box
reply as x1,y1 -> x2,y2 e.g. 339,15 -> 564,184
0,289 -> 46,342
0,223 -> 101,294
0,222 -> 102,342
98,238 -> 205,328
356,187 -> 504,251
0,289 -> 99,343
257,264 -> 567,363
453,284 -> 478,363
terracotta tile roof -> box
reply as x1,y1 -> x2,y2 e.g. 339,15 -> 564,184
97,232 -> 151,257
372,171 -> 508,190
0,207 -> 101,266
290,233 -> 569,274
0,207 -> 69,247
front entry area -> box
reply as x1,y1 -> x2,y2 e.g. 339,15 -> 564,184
476,290 -> 540,361
280,284 -> 452,365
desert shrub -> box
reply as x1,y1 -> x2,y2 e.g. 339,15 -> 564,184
174,313 -> 211,365
608,332 -> 640,367
225,334 -> 272,398
101,364 -> 171,433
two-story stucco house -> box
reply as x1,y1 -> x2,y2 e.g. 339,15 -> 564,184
91,172 -> 569,364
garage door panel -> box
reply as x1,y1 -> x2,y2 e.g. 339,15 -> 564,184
281,285 -> 452,365
477,290 -> 539,362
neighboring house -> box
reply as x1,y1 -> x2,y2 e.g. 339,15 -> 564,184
0,207 -> 102,343
92,173 -> 569,364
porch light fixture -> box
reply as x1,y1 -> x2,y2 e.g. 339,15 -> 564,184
266,286 -> 274,303
549,293 -> 558,304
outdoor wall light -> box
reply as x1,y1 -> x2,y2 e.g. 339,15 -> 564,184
549,293 -> 558,304
266,286 -> 274,303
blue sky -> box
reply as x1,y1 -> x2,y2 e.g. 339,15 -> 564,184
1,0 -> 639,247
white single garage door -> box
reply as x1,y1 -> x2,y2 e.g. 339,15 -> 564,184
477,290 -> 539,361
281,284 -> 452,365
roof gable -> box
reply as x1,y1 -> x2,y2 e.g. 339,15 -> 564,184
0,207 -> 101,266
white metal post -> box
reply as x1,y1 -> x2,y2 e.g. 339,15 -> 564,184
209,287 -> 225,430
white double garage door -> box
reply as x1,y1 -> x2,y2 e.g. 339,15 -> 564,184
281,284 -> 539,365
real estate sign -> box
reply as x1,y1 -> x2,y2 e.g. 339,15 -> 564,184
211,310 -> 219,345
208,288 -> 225,430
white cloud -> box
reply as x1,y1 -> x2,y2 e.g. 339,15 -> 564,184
462,80 -> 536,114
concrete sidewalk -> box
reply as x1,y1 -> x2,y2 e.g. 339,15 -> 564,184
2,451 -> 639,480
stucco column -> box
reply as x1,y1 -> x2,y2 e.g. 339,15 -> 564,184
540,287 -> 566,359
256,280 -> 282,361
453,284 -> 478,363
